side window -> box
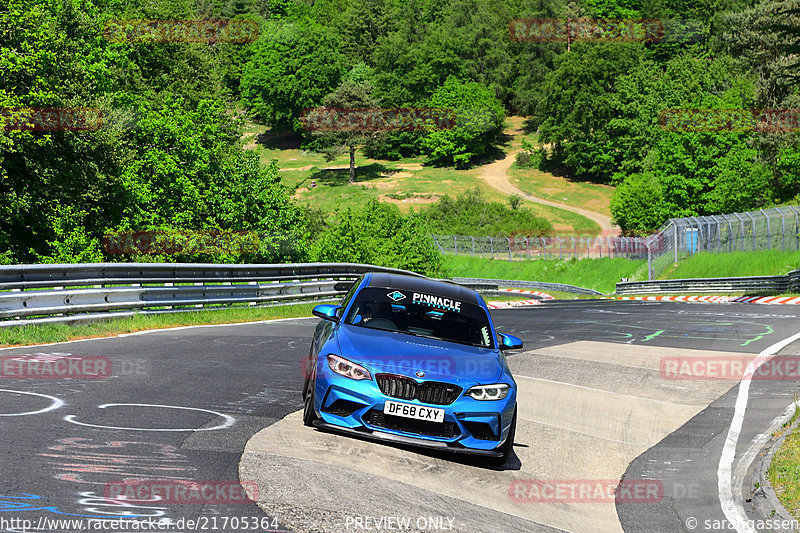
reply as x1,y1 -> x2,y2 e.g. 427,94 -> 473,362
337,277 -> 361,317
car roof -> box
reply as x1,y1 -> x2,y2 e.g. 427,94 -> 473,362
365,272 -> 480,305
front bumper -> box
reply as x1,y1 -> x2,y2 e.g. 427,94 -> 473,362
312,419 -> 503,457
312,367 -> 516,453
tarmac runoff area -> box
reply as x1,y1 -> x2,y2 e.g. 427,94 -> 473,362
239,341 -> 747,533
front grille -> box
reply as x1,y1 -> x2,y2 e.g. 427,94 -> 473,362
463,421 -> 498,441
322,399 -> 363,417
366,409 -> 459,439
376,374 -> 462,405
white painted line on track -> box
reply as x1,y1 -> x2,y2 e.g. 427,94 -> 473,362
519,416 -> 652,447
515,374 -> 686,407
0,389 -> 64,416
718,330 -> 800,533
64,403 -> 236,431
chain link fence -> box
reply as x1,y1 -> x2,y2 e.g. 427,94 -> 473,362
646,205 -> 800,280
431,234 -> 648,261
432,205 -> 800,280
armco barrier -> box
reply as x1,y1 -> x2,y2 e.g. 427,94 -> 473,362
0,263 -> 425,325
615,270 -> 800,295
452,277 -> 604,296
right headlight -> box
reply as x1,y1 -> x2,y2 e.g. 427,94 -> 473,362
327,354 -> 372,381
466,384 -> 510,401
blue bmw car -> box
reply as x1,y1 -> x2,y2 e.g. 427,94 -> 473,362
302,272 -> 522,465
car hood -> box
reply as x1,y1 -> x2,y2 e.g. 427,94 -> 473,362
335,324 -> 504,386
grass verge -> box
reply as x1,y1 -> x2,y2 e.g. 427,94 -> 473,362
658,250 -> 800,279
508,164 -> 615,218
443,255 -> 647,294
767,398 -> 800,521
0,303 -> 318,348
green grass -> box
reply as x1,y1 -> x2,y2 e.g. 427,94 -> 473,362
508,165 -> 615,218
443,255 -> 647,294
659,250 -> 800,279
0,303 -> 318,348
245,118 -> 604,234
768,411 -> 800,521
485,290 -> 600,301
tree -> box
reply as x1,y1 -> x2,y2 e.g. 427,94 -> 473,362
421,76 -> 505,167
305,76 -> 381,183
535,42 -> 646,182
239,20 -> 345,130
312,200 -> 444,277
611,173 -> 670,233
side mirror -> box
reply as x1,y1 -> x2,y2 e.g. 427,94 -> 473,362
313,304 -> 342,322
498,332 -> 523,351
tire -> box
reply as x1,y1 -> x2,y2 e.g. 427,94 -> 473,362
489,406 -> 517,466
303,377 -> 318,427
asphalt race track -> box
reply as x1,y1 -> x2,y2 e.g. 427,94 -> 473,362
1,300 -> 799,533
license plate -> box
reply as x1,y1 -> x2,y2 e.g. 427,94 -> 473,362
383,400 -> 445,423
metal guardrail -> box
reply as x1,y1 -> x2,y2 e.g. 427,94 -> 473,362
8,261 -> 793,326
452,277 -> 604,296
0,262 -> 607,327
615,270 -> 800,295
0,263 -> 426,325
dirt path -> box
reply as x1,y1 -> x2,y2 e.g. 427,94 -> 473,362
479,126 -> 619,236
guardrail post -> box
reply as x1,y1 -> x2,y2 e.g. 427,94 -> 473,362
646,240 -> 653,280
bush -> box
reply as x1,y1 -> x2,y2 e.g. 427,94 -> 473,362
422,188 -> 552,237
610,172 -> 672,234
312,200 -> 444,277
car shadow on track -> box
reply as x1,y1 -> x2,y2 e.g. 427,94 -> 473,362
309,426 -> 524,471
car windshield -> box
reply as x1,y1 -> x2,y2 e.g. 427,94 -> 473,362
343,287 -> 494,349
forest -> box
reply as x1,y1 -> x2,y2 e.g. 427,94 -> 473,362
1,0 -> 798,275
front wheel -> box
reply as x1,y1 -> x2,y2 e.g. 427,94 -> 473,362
489,406 -> 517,466
303,379 -> 318,427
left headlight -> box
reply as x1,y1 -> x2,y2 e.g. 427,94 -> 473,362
327,354 -> 372,381
466,384 -> 510,401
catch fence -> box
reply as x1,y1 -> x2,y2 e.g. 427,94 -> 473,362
432,205 -> 800,280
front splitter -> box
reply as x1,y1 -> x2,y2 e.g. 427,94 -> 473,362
311,419 -> 502,457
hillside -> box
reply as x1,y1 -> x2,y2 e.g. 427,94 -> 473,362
244,117 -> 613,236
